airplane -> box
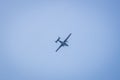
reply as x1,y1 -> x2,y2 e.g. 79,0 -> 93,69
55,33 -> 72,52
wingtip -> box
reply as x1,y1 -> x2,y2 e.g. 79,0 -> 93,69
69,33 -> 72,35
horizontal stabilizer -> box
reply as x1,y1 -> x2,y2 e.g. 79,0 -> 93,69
55,37 -> 60,43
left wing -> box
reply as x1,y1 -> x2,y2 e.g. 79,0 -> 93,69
56,44 -> 63,52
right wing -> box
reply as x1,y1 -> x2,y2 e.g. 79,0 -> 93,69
56,44 -> 63,52
63,33 -> 72,42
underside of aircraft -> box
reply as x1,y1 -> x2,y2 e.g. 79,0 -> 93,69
55,33 -> 72,52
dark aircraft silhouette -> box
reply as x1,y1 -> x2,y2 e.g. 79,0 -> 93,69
55,33 -> 72,52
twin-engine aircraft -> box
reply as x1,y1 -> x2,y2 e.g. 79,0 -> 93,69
55,33 -> 72,52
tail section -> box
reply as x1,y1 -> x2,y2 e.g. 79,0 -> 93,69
55,37 -> 60,43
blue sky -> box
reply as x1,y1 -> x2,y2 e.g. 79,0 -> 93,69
0,0 -> 120,80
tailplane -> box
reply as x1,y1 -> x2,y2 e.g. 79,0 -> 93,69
55,37 -> 60,43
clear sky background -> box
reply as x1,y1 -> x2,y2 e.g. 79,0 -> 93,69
0,0 -> 120,80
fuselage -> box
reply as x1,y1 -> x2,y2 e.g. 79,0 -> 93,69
59,40 -> 68,46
